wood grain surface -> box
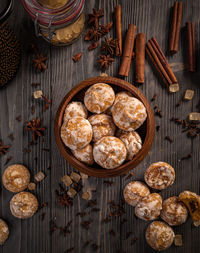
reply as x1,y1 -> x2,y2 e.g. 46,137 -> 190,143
0,0 -> 200,253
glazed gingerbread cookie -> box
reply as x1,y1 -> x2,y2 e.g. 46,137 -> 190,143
0,219 -> 9,245
63,101 -> 88,122
72,144 -> 94,165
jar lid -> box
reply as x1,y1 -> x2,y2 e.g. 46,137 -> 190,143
0,0 -> 13,24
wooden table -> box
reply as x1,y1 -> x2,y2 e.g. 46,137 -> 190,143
1,0 -> 200,252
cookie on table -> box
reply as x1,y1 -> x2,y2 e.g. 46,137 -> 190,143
145,221 -> 175,251
0,219 -> 9,245
144,162 -> 175,190
93,136 -> 127,169
119,131 -> 142,160
10,192 -> 38,219
63,101 -> 88,122
61,117 -> 92,150
123,181 -> 150,207
160,196 -> 188,226
88,114 -> 116,142
112,96 -> 147,131
72,144 -> 94,165
2,164 -> 30,193
135,193 -> 162,221
84,83 -> 115,114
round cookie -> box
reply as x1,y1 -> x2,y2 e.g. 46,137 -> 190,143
63,101 -> 88,122
61,117 -> 92,150
88,114 -> 116,142
123,181 -> 150,207
10,192 -> 38,219
135,193 -> 162,221
72,144 -> 94,165
160,196 -> 188,226
119,131 -> 142,160
2,164 -> 30,193
144,162 -> 175,190
84,83 -> 115,114
93,136 -> 127,169
112,96 -> 147,131
145,221 -> 175,251
0,219 -> 9,245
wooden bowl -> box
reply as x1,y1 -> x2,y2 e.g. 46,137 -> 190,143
54,76 -> 155,178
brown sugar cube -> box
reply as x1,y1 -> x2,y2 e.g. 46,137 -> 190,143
174,234 -> 182,247
169,83 -> 179,93
28,182 -> 36,191
189,112 -> 200,122
34,171 -> 45,182
33,90 -> 43,99
67,188 -> 77,198
62,175 -> 72,187
184,89 -> 194,100
70,172 -> 81,183
82,191 -> 91,200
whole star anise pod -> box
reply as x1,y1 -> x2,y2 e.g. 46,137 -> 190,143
101,37 -> 118,55
25,117 -> 45,142
97,55 -> 114,70
88,8 -> 104,29
99,22 -> 113,35
85,27 -> 102,42
0,140 -> 10,155
33,54 -> 47,72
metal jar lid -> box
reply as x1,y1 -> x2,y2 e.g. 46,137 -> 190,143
0,0 -> 14,24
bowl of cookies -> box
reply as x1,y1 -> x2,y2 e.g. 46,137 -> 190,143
54,76 -> 155,177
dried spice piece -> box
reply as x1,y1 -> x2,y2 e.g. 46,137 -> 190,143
103,217 -> 111,223
109,229 -> 116,236
151,93 -> 158,102
31,105 -> 35,115
89,42 -> 98,50
176,98 -> 182,107
169,2 -> 183,54
40,212 -> 46,221
50,217 -> 57,235
34,171 -> 46,182
99,22 -> 113,35
115,5 -> 122,56
31,82 -> 40,87
0,141 -> 10,155
41,94 -> 51,112
83,239 -> 92,248
165,136 -> 173,143
73,182 -> 83,193
28,182 -> 36,191
91,207 -> 100,212
156,126 -> 160,132
181,153 -> 192,161
130,237 -> 138,245
55,185 -> 73,207
135,33 -> 146,83
8,133 -> 14,141
184,89 -> 194,100
70,172 -> 81,183
174,234 -> 183,246
4,156 -> 12,166
25,117 -> 45,143
33,90 -> 43,99
88,8 -> 104,29
23,148 -> 31,153
81,219 -> 93,230
73,52 -> 82,62
76,212 -> 87,217
67,188 -> 77,198
33,54 -> 47,72
186,22 -> 196,72
154,108 -> 162,118
16,115 -> 22,121
65,247 -> 74,253
101,38 -> 117,55
109,200 -> 125,217
85,27 -> 102,42
125,171 -> 134,180
91,243 -> 100,251
104,180 -> 114,186
125,231 -> 132,240
62,175 -> 73,187
120,218 -> 128,225
87,199 -> 97,208
97,55 -> 114,70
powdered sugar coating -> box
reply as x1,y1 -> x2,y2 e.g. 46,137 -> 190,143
123,181 -> 150,207
135,193 -> 162,221
63,101 -> 88,122
119,131 -> 142,160
2,164 -> 30,193
145,221 -> 175,251
112,97 -> 147,131
61,117 -> 92,150
93,136 -> 127,169
144,162 -> 175,190
0,219 -> 9,245
84,83 -> 115,114
161,196 -> 188,226
10,192 -> 38,219
88,114 -> 116,142
72,144 -> 94,165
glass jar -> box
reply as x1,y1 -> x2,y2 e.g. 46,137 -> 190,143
21,0 -> 85,46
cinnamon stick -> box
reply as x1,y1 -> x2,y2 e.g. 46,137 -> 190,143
115,4 -> 122,56
186,22 -> 196,72
146,37 -> 178,89
135,33 -> 145,83
169,2 -> 183,54
119,24 -> 136,77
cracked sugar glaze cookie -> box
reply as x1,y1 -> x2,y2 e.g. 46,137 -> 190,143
63,101 -> 88,122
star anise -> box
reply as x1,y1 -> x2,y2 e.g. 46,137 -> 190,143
88,42 -> 98,50
85,27 -> 102,42
25,117 -> 45,142
101,38 -> 118,55
97,55 -> 114,70
0,140 -> 10,155
33,54 -> 47,72
88,8 -> 104,29
99,22 -> 113,35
